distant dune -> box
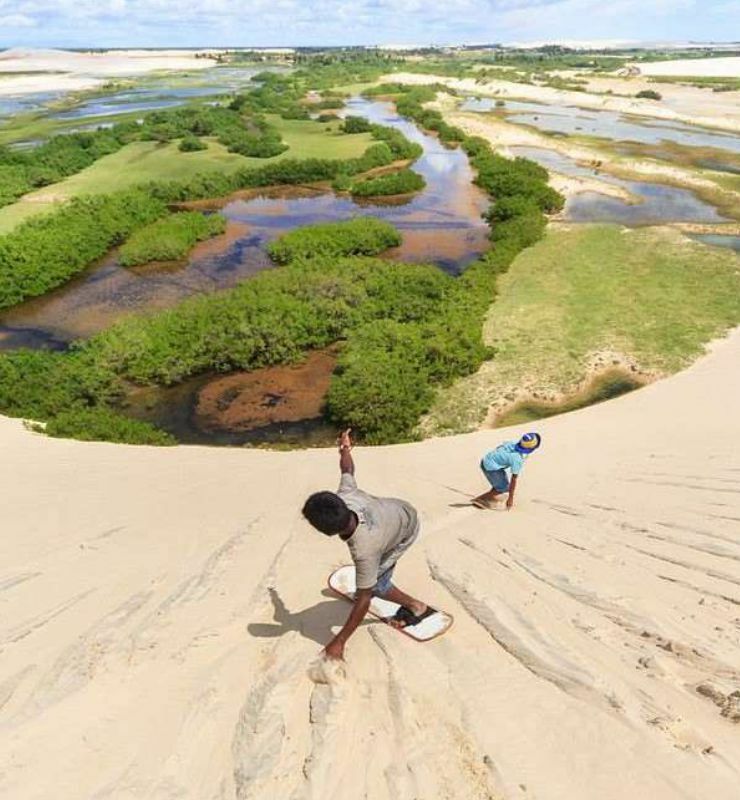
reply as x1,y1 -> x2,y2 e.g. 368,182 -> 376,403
635,56 -> 740,77
0,48 -> 217,96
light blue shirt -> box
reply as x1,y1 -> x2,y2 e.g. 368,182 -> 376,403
482,441 -> 526,476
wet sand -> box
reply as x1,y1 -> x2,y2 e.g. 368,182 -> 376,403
390,71 -> 740,133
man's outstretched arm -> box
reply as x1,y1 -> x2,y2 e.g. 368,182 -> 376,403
339,427 -> 354,475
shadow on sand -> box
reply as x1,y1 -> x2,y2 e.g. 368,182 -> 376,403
247,586 -> 374,647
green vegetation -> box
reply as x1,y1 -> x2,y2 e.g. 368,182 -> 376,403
144,120 -> 421,204
179,134 -> 207,152
341,115 -> 373,133
44,409 -> 177,446
0,129 -> 128,206
321,86 -> 565,441
0,116 -> 414,302
636,89 -> 662,101
348,168 -> 425,197
367,84 -> 467,145
0,349 -> 120,421
649,75 -> 740,93
0,105 -> 290,210
266,218 -> 401,264
119,212 -> 226,266
492,225 -> 740,373
0,190 -> 166,309
0,74 -> 563,446
426,225 -> 740,434
0,116 -> 377,234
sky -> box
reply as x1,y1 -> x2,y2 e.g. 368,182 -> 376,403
0,0 -> 737,49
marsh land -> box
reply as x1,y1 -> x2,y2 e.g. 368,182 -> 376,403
0,46 -> 738,446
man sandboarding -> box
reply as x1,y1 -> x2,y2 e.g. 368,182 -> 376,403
472,432 -> 542,510
302,428 -> 440,660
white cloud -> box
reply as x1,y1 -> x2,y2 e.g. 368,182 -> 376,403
0,13 -> 36,27
0,0 -> 733,46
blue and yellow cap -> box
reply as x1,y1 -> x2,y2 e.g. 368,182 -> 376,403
515,432 -> 541,454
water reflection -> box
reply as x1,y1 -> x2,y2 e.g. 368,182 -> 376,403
689,234 -> 740,252
509,145 -> 727,226
0,90 -> 65,117
461,96 -> 740,154
49,67 -> 288,120
0,98 -> 490,346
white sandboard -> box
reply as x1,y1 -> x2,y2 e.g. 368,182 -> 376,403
328,565 -> 453,643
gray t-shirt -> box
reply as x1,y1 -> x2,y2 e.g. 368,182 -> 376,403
337,473 -> 420,590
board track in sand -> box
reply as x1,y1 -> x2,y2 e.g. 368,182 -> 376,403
1,330 -> 739,799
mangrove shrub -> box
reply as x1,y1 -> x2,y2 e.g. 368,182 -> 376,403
119,212 -> 226,266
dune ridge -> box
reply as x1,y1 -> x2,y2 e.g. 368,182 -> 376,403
1,329 -> 739,799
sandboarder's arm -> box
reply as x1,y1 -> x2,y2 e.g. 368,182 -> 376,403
324,588 -> 372,660
507,474 -> 518,509
339,428 -> 354,475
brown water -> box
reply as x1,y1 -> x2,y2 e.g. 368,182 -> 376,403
124,348 -> 340,447
0,97 -> 491,348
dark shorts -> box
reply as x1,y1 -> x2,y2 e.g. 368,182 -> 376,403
372,565 -> 396,597
480,461 -> 510,493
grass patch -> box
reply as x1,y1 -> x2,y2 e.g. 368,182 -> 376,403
425,224 -> 740,434
0,119 -> 374,234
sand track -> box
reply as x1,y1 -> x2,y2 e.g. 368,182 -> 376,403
1,330 -> 739,799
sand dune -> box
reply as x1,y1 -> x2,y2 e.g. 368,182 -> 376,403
636,57 -> 740,78
1,329 -> 739,799
0,48 -> 216,97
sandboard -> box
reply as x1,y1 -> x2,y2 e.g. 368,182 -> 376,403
327,564 -> 453,643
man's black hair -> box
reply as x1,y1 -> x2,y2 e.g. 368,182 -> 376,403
302,491 -> 352,535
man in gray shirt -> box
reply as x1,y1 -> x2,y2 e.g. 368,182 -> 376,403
302,429 -> 433,660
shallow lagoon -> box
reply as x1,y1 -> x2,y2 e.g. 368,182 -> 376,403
0,66 -> 285,121
689,233 -> 740,252
0,98 -> 490,346
509,146 -> 727,227
461,96 -> 740,154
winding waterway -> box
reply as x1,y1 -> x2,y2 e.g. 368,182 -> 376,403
1,89 -> 736,446
0,98 -> 490,348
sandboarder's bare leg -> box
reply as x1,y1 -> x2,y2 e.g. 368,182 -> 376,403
380,585 -> 426,627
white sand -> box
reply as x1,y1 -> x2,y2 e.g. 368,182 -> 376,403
436,106 -> 736,213
1,327 -> 739,799
635,57 -> 740,78
389,71 -> 740,133
0,48 -> 217,97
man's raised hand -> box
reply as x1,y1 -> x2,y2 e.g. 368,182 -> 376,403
339,428 -> 353,451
